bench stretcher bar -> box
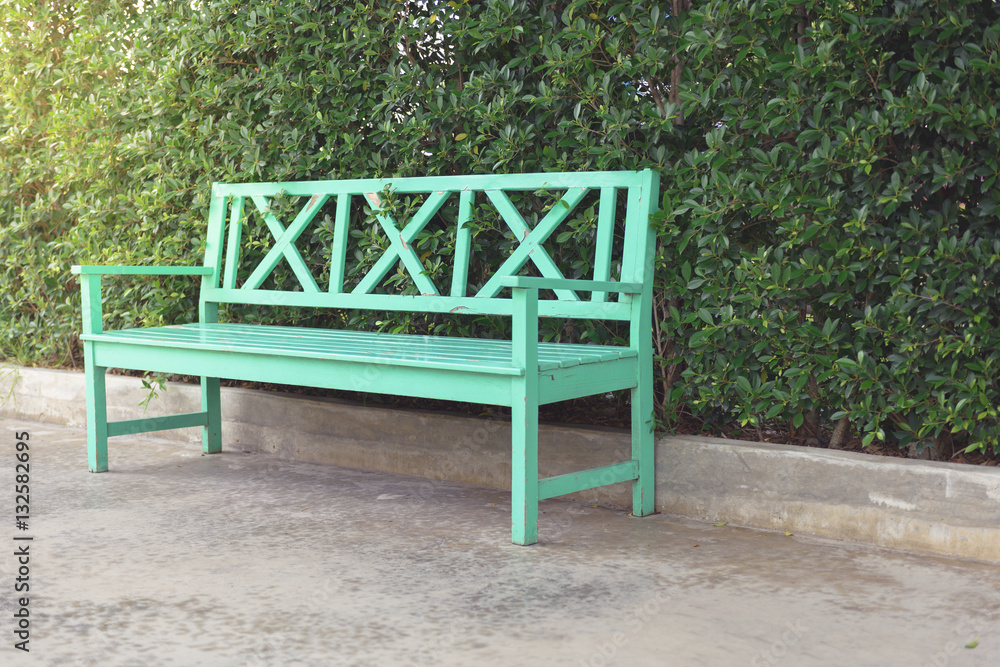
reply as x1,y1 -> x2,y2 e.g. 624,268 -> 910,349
106,412 -> 211,438
538,461 -> 640,501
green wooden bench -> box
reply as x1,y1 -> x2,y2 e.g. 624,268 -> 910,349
71,170 -> 659,545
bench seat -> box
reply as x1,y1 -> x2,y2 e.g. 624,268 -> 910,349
81,323 -> 635,375
81,322 -> 640,407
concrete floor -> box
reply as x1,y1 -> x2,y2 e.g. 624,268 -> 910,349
3,420 -> 999,666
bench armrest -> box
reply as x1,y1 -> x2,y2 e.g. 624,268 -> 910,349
71,265 -> 214,276
498,276 -> 643,294
73,265 -> 214,335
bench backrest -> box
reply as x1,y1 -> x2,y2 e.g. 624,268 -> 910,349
199,170 -> 659,322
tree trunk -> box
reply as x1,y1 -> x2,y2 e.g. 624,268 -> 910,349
828,415 -> 850,449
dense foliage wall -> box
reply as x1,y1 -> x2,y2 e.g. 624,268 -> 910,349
663,0 -> 1000,454
1,0 -> 998,454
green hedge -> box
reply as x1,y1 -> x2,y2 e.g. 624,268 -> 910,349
660,0 -> 1000,453
2,0 -> 998,453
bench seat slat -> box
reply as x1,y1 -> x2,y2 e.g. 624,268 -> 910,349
86,328 -> 520,374
82,324 -> 635,374
202,323 -> 635,365
87,325 -> 634,371
123,323 -> 635,364
110,329 -> 527,366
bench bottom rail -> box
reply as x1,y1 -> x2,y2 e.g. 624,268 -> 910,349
538,461 -> 640,501
106,412 -> 210,438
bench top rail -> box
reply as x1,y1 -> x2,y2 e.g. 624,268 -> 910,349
200,170 -> 659,321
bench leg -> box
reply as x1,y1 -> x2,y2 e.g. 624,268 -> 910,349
631,382 -> 655,517
201,376 -> 222,454
511,385 -> 539,546
84,343 -> 109,472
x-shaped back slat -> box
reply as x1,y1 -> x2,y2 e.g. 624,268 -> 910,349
476,188 -> 588,300
352,190 -> 451,296
243,194 -> 329,292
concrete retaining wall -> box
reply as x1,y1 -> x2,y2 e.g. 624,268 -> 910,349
2,365 -> 998,563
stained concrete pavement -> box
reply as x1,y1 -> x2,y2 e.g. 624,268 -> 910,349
7,366 -> 1000,564
2,420 -> 999,666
